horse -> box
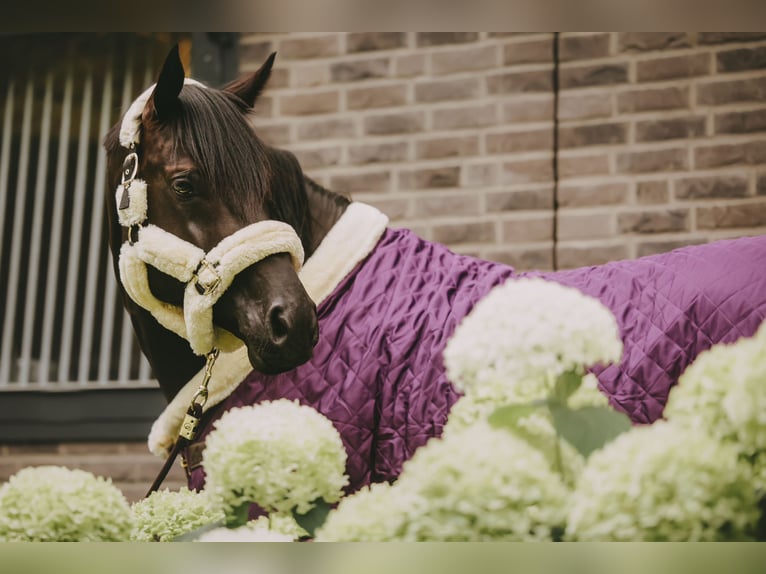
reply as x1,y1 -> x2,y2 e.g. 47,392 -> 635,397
104,46 -> 766,496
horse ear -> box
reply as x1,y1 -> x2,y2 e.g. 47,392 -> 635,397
150,45 -> 185,121
222,52 -> 276,106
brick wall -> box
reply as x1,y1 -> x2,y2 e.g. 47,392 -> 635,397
241,32 -> 766,270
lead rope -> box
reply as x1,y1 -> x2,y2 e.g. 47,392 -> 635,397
145,348 -> 220,498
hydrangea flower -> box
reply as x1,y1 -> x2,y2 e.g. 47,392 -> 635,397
395,422 -> 568,541
0,466 -> 132,541
131,487 -> 225,541
664,326 -> 766,489
566,421 -> 759,541
315,481 -> 417,542
444,278 -> 622,400
203,399 -> 349,517
197,514 -> 306,542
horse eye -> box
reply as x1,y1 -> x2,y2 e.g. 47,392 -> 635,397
171,178 -> 195,199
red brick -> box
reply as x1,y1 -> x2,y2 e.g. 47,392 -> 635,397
635,116 -> 706,142
395,54 -> 426,77
485,247 -> 553,271
361,197 -> 410,221
560,33 -> 611,61
432,103 -> 497,130
501,216 -> 553,241
291,146 -> 342,170
503,37 -> 553,65
697,203 -> 766,229
636,53 -> 710,82
618,32 -> 692,52
558,153 -> 610,178
502,158 -> 553,184
416,33 -> 479,46
637,239 -> 705,257
560,63 -> 629,89
487,70 -> 553,94
697,77 -> 766,106
256,123 -> 291,145
331,58 -> 390,82
347,32 -> 407,53
348,141 -> 409,164
414,77 -> 482,103
617,86 -> 690,113
486,188 -> 553,211
416,135 -> 479,159
279,35 -> 341,60
364,111 -> 424,135
329,171 -> 392,193
636,180 -> 670,204
347,85 -> 408,110
616,148 -> 688,173
558,122 -> 627,148
759,174 -> 766,195
557,244 -> 629,268
433,221 -> 495,244
240,41 -> 273,65
715,109 -> 766,135
559,92 -> 613,120
431,45 -> 498,75
399,166 -> 461,190
558,211 -> 616,240
694,140 -> 766,168
486,128 -> 552,154
558,183 -> 629,207
716,46 -> 766,73
413,194 -> 481,218
674,175 -> 749,200
463,163 -> 499,187
502,97 -> 554,123
618,209 -> 690,233
297,118 -> 356,140
279,91 -> 339,116
290,64 -> 329,88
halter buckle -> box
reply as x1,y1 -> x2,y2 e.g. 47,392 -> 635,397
121,152 -> 139,185
193,259 -> 221,296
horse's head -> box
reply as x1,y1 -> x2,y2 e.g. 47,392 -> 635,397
105,47 -> 318,375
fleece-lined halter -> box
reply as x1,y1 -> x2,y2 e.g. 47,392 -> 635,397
115,80 -> 305,356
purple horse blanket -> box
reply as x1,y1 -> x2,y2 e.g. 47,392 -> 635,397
184,222 -> 766,494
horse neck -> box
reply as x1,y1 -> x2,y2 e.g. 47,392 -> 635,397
302,176 -> 350,258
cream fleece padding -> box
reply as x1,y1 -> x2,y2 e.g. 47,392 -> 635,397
119,78 -> 206,148
116,179 -> 148,227
148,202 -> 389,456
119,220 -> 305,355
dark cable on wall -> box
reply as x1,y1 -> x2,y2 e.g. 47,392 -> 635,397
551,32 -> 560,271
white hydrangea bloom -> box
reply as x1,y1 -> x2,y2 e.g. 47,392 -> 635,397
198,514 -> 305,542
0,466 -> 132,542
566,421 -> 759,541
203,399 -> 349,517
315,481 -> 418,542
392,422 -> 569,541
131,487 -> 224,541
664,327 -> 766,488
444,278 -> 622,399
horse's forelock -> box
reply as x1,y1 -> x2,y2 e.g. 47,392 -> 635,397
167,85 -> 271,220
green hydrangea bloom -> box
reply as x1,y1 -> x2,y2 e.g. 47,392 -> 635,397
203,399 -> 349,517
315,481 -> 416,542
0,466 -> 132,541
444,278 -> 622,400
397,423 -> 568,541
566,421 -> 759,541
131,487 -> 225,541
665,326 -> 766,489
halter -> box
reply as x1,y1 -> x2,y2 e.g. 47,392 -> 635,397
116,79 -> 305,356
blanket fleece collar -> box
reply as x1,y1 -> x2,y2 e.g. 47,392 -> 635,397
148,202 -> 389,456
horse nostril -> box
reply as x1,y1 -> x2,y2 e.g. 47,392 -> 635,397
267,304 -> 290,344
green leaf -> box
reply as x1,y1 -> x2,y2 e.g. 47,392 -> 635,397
292,498 -> 333,539
549,404 -> 632,459
226,501 -> 251,528
553,370 -> 583,403
488,400 -> 547,431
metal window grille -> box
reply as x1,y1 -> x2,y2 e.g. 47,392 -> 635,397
0,34 -> 181,390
